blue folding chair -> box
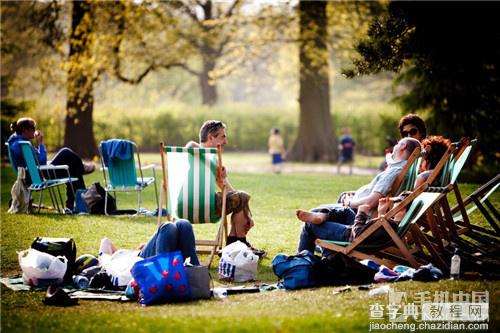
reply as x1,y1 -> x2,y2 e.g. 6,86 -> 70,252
99,139 -> 159,215
6,141 -> 78,213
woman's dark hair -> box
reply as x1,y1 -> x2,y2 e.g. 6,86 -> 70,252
10,117 -> 36,135
199,120 -> 226,143
422,136 -> 451,169
399,114 -> 427,138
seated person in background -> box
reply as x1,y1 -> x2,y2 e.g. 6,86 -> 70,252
399,114 -> 427,142
295,137 -> 421,253
185,120 -> 265,257
295,194 -> 410,246
8,117 -> 95,210
381,114 -> 427,171
414,136 -> 451,188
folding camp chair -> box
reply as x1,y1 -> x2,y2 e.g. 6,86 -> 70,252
317,185 -> 448,270
7,141 -> 78,214
99,139 -> 159,215
158,144 -> 228,267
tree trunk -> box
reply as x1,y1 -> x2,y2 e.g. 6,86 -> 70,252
64,0 -> 98,159
288,0 -> 336,162
199,58 -> 218,106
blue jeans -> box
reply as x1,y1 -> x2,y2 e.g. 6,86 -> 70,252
139,219 -> 199,265
298,206 -> 356,253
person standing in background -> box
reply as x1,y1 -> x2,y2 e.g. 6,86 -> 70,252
268,127 -> 286,174
337,127 -> 355,175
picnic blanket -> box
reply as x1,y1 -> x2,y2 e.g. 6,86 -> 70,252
1,275 -> 130,302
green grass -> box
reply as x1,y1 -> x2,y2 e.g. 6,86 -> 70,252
1,164 -> 499,333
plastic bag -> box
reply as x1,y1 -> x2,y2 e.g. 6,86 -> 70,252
218,241 -> 258,282
31,237 -> 76,282
18,248 -> 67,287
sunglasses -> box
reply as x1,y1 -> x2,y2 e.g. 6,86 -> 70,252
401,128 -> 419,137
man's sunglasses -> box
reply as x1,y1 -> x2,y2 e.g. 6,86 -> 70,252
401,128 -> 419,137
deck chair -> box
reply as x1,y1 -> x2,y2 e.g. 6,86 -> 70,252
99,139 -> 159,215
410,140 -> 460,249
317,185 -> 448,270
451,173 -> 499,236
425,138 -> 479,240
9,141 -> 78,214
158,144 -> 228,267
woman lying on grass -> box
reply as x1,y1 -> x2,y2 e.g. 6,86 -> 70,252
102,219 -> 199,265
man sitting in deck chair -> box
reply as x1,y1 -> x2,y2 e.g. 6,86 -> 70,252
295,137 -> 421,253
297,193 -> 411,248
186,120 -> 266,257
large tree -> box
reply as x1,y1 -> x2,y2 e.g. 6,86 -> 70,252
64,0 -> 97,158
288,0 -> 335,162
344,1 -> 500,165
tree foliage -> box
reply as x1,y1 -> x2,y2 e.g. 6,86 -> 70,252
344,1 -> 500,165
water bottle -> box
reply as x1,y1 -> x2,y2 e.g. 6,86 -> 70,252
450,249 -> 461,280
73,275 -> 89,289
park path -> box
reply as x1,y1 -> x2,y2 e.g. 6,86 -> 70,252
230,164 -> 379,176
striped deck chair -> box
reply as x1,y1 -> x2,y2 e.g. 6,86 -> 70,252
317,185 -> 448,270
158,144 -> 228,267
14,141 -> 78,213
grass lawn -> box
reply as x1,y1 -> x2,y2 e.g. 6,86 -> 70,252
1,162 -> 498,333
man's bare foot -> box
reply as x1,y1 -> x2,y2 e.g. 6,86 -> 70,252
295,209 -> 326,224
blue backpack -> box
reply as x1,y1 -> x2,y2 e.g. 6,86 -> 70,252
272,250 -> 319,290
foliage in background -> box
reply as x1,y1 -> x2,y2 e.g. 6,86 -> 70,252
23,102 -> 399,157
344,1 -> 500,171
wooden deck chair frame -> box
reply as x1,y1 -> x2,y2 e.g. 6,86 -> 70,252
99,140 -> 159,216
9,141 -> 78,214
158,143 -> 228,267
425,138 -> 486,241
451,173 -> 499,236
317,184 -> 448,270
412,140 -> 461,250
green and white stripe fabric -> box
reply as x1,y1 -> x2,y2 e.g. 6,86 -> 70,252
165,146 -> 219,224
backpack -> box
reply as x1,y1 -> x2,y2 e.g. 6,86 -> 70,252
272,250 -> 320,290
81,182 -> 116,214
314,252 -> 377,286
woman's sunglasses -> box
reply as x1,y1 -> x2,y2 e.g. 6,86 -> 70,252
401,128 -> 419,137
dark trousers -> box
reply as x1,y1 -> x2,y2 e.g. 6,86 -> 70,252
49,148 -> 86,209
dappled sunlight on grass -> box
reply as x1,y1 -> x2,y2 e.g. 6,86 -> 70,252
1,165 -> 499,332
